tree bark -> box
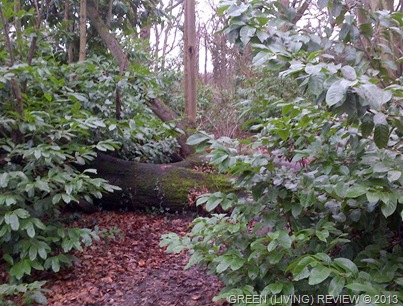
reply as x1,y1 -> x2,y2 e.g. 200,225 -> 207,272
184,0 -> 197,125
87,0 -> 128,70
91,153 -> 237,211
79,0 -> 87,62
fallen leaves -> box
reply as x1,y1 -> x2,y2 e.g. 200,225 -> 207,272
33,211 -> 224,306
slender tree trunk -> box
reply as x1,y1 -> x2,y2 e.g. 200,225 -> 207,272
64,0 -> 74,64
107,0 -> 113,29
14,0 -> 23,61
87,0 -> 128,70
184,0 -> 197,126
204,26 -> 208,84
79,0 -> 87,61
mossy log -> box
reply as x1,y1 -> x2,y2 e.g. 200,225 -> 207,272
92,153 -> 237,211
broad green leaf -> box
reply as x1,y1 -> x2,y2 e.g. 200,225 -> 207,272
345,282 -> 377,294
387,170 -> 401,182
265,283 -> 283,295
216,256 -> 231,273
316,230 -> 329,242
277,129 -> 290,141
345,185 -> 367,198
355,84 -> 392,110
341,66 -> 357,80
5,213 -> 19,231
381,201 -> 397,218
374,123 -> 389,148
333,258 -> 358,276
268,252 -> 283,264
26,222 -> 35,238
185,252 -> 203,270
252,51 -> 270,66
230,256 -> 245,271
205,196 -> 222,212
14,209 -> 29,219
217,4 -> 230,15
51,258 -> 60,272
308,74 -> 325,96
29,245 -> 38,261
186,133 -> 211,146
309,266 -> 332,285
277,230 -> 292,249
9,259 -> 31,280
326,80 -> 347,106
226,3 -> 248,17
328,275 -> 345,296
361,114 -> 374,137
267,240 -> 278,252
240,26 -> 256,45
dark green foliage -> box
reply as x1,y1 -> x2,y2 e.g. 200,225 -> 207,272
161,1 -> 403,305
0,2 -> 180,302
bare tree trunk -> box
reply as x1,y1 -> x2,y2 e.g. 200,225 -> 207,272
64,0 -> 74,64
14,0 -> 22,61
107,0 -> 113,29
79,0 -> 87,61
204,26 -> 208,84
184,0 -> 197,126
87,0 -> 128,70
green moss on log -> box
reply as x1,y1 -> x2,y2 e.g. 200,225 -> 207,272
93,153 -> 239,211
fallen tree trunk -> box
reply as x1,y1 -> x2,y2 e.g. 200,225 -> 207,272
92,153 -> 237,211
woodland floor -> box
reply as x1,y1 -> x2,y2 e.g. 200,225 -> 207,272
2,211 -> 226,306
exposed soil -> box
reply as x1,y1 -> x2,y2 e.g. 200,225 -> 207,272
5,211 -> 226,306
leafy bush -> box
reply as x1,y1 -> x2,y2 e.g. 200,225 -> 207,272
161,1 -> 403,305
0,49 -> 178,304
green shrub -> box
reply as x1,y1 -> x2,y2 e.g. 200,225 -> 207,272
161,1 -> 403,305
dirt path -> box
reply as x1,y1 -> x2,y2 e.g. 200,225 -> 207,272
37,211 -> 224,306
